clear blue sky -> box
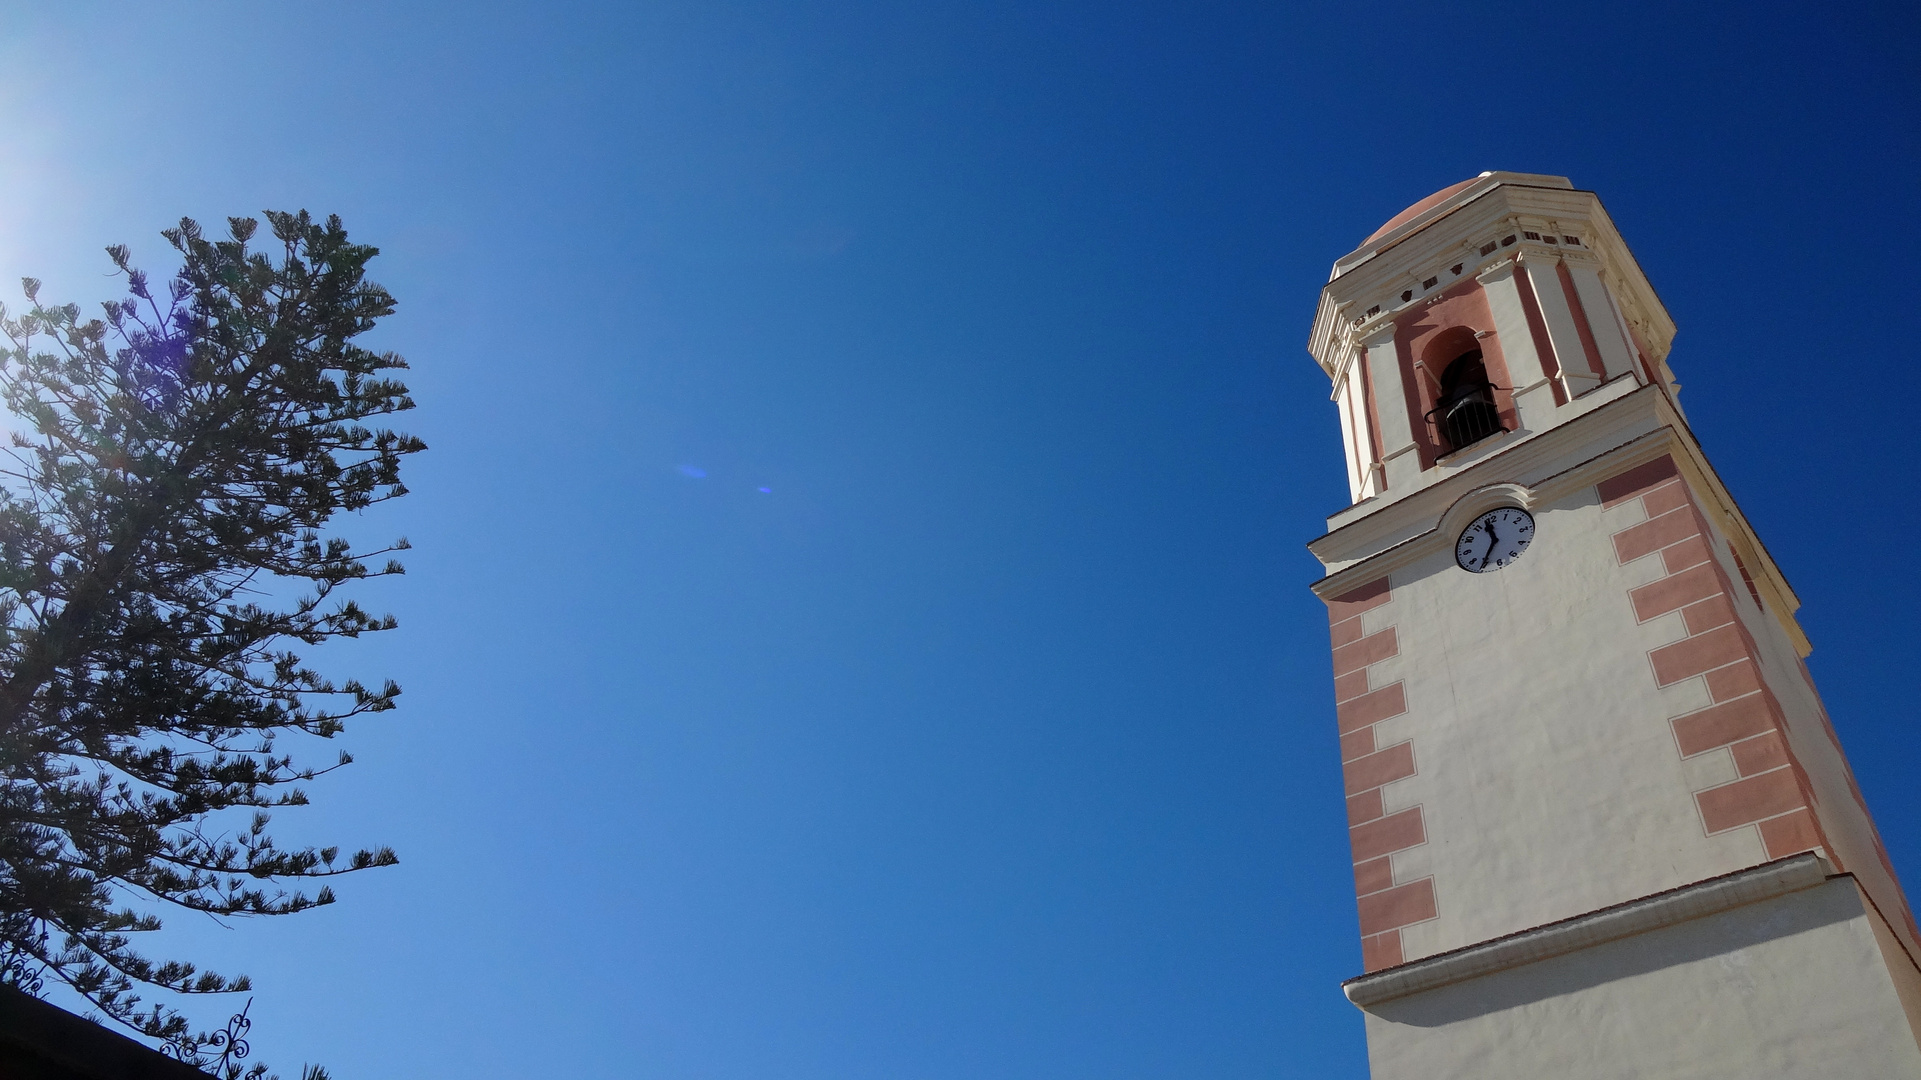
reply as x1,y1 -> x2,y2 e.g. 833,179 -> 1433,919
0,2 -> 1916,1076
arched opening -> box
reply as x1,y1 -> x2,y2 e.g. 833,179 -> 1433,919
1428,348 -> 1503,453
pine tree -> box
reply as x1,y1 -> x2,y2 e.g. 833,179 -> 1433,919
0,211 -> 421,1073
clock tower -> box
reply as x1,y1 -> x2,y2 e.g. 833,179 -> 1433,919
1306,172 -> 1921,1077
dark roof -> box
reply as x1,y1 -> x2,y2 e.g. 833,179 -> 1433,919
0,985 -> 211,1080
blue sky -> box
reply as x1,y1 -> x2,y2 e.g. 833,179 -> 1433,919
0,1 -> 1916,1076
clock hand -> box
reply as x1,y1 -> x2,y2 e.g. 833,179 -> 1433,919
1482,519 -> 1500,566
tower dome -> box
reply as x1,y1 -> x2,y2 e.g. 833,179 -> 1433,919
1363,174 -> 1487,245
1325,171 -> 1580,284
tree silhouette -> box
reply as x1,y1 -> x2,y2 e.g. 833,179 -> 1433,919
0,211 -> 420,1075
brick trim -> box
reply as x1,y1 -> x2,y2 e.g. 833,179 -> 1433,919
1608,457 -> 1921,953
1603,457 -> 1830,861
1326,578 -> 1434,972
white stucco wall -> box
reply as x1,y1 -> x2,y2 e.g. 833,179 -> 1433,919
1373,480 -> 1767,961
1361,878 -> 1921,1080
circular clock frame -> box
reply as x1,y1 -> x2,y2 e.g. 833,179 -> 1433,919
1455,507 -> 1535,573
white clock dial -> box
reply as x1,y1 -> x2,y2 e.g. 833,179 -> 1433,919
1455,507 -> 1535,573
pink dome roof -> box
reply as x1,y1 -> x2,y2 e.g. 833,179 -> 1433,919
1363,176 -> 1484,246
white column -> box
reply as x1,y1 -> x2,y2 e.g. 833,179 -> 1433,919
1336,354 -> 1385,501
1476,259 -> 1557,432
1604,270 -> 1655,386
1521,254 -> 1601,398
1564,259 -> 1636,383
1361,323 -> 1419,494
1333,367 -> 1364,502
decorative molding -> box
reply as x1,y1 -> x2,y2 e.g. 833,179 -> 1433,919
1309,377 -> 1657,581
1306,379 -> 1813,657
1508,376 -> 1554,399
1434,482 -> 1537,543
1474,258 -> 1519,285
1341,854 -> 1833,1008
1361,461 -> 1384,499
1308,180 -> 1678,379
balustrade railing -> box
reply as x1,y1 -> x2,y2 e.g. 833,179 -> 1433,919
1425,383 -> 1505,453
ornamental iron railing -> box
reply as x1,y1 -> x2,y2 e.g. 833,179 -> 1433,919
162,997 -> 253,1074
1426,382 -> 1504,453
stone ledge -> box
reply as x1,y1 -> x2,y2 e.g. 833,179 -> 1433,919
1342,853 -> 1831,1008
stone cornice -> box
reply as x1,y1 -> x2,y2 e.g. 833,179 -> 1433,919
1473,257 -> 1519,284
1307,181 -> 1680,378
1330,174 -> 1574,277
1341,855 -> 1834,1009
1358,321 -> 1398,348
1307,380 -> 1811,654
1328,191 -> 1594,297
1309,377 -> 1658,575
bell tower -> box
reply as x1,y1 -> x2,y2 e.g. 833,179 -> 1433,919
1306,172 -> 1921,1077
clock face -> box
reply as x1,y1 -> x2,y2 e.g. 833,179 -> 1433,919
1455,507 -> 1535,573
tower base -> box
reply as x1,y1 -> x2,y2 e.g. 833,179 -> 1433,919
1350,859 -> 1921,1079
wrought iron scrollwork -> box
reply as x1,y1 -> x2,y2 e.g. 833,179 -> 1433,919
162,997 -> 253,1073
0,945 -> 44,996
0,923 -> 47,998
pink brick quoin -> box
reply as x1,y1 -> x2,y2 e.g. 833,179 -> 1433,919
1325,577 -> 1434,972
1602,456 -> 1827,862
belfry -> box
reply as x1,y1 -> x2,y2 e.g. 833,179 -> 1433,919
1306,172 -> 1921,1076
